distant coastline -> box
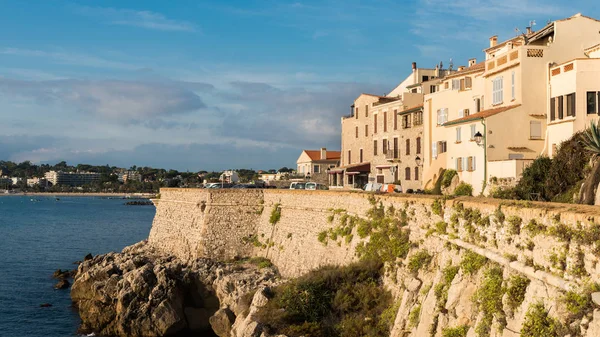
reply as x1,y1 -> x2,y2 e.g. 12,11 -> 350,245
0,192 -> 156,198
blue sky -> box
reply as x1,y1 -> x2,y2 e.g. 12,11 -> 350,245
0,0 -> 598,171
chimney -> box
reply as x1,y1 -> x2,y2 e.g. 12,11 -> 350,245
457,66 -> 465,71
526,26 -> 532,34
468,58 -> 476,67
412,62 -> 417,71
489,35 -> 498,48
320,148 -> 327,160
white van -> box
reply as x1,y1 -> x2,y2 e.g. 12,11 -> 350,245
289,182 -> 306,189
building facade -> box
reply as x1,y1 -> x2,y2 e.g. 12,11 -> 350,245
44,171 -> 101,187
297,148 -> 340,184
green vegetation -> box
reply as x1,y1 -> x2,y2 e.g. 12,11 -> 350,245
520,303 -> 563,337
242,234 -> 263,247
434,265 -> 459,310
493,206 -> 505,224
408,304 -> 421,328
506,216 -> 522,235
460,250 -> 487,275
269,203 -> 281,225
432,198 -> 444,216
561,283 -> 600,321
473,266 -> 505,337
255,260 -> 394,337
441,325 -> 470,337
435,221 -> 448,235
317,231 -> 328,245
453,182 -> 473,196
441,169 -> 457,188
249,257 -> 273,269
523,219 -> 546,236
408,250 -> 433,274
505,275 -> 530,313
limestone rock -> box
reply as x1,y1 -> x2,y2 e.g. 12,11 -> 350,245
591,292 -> 600,306
210,308 -> 236,337
54,279 -> 70,289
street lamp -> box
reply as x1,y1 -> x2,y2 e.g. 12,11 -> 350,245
415,156 -> 422,166
474,131 -> 484,146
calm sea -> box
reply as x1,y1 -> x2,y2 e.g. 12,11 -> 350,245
0,196 -> 155,337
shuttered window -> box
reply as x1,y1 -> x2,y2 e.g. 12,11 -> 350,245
492,77 -> 503,105
587,92 -> 597,114
374,114 -> 378,133
416,137 -> 421,154
383,139 -> 387,154
465,77 -> 472,89
359,149 -> 363,163
405,167 -> 411,180
458,109 -> 464,118
406,139 -> 411,155
394,109 -> 398,130
566,93 -> 576,117
558,96 -> 564,119
475,98 -> 481,112
530,121 -> 542,140
355,126 -> 358,138
365,124 -> 368,137
373,140 -> 377,156
456,127 -> 462,142
456,157 -> 462,172
365,105 -> 369,117
432,142 -> 438,159
415,167 -> 419,181
384,111 -> 388,132
550,97 -> 556,121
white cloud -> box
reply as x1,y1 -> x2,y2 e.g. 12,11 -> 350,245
76,6 -> 198,32
0,47 -> 139,70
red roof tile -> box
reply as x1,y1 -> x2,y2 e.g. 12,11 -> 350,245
444,104 -> 521,126
304,150 -> 341,161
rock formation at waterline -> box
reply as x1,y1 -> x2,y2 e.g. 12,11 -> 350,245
71,241 -> 280,337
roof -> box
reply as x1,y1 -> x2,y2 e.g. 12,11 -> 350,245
304,150 -> 341,161
444,104 -> 521,126
443,62 -> 486,80
398,104 -> 424,115
584,42 -> 600,56
484,36 -> 525,53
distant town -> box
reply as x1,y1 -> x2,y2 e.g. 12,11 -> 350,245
0,160 -> 300,193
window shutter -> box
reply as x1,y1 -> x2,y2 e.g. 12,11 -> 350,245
511,71 -> 515,100
462,157 -> 467,171
456,127 -> 461,142
460,78 -> 465,91
455,157 -> 459,170
466,77 -> 472,88
458,109 -> 464,118
470,125 -> 476,138
467,157 -> 473,171
530,121 -> 541,139
432,142 -> 437,159
550,97 -> 556,121
475,98 -> 481,112
572,93 -> 576,117
472,156 -> 476,171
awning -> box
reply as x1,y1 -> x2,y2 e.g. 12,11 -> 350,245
328,169 -> 343,174
345,172 -> 360,176
345,163 -> 371,173
375,165 -> 393,169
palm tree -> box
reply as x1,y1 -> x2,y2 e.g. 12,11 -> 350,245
579,119 -> 600,204
581,119 -> 600,157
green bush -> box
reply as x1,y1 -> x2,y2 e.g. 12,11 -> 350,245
249,257 -> 274,269
460,250 -> 487,275
408,304 -> 421,328
545,132 -> 590,201
408,250 -> 433,274
490,186 -> 517,199
515,156 -> 552,200
523,219 -> 546,236
435,221 -> 448,234
442,325 -> 470,337
454,182 -> 473,196
255,259 -> 393,337
441,169 -> 457,188
432,198 -> 443,216
269,203 -> 281,224
506,216 -> 522,235
520,303 -> 563,337
473,266 -> 505,337
505,275 -> 530,312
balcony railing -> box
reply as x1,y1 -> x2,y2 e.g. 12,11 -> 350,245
385,149 -> 399,161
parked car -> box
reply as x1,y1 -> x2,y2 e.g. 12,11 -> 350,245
305,182 -> 329,190
289,182 -> 306,189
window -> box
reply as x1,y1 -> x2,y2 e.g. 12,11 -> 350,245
558,96 -> 564,119
383,139 -> 388,154
403,114 -> 411,128
511,71 -> 515,100
587,92 -> 597,114
437,141 -> 447,154
394,109 -> 398,130
467,156 -> 476,171
432,142 -> 438,159
475,98 -> 481,112
456,157 -> 463,172
393,138 -> 398,158
458,109 -> 464,118
460,78 -> 465,91
465,76 -> 472,89
493,77 -> 503,105
384,111 -> 388,132
365,125 -> 368,137
550,97 -> 556,121
374,114 -> 378,133
464,109 -> 470,117
348,150 -> 351,165
314,165 -> 320,173
414,111 -> 423,125
422,75 -> 429,82
355,126 -> 358,138
566,93 -> 576,117
444,82 -> 449,89
456,127 -> 462,142
373,140 -> 378,156
452,79 -> 460,90
414,167 -> 419,181
530,121 -> 542,139
359,149 -> 363,163
411,88 -> 418,93
405,167 -> 411,180
436,109 -> 448,125
365,104 -> 369,117
470,125 -> 476,139
355,107 -> 358,119
430,85 -> 437,93
406,139 -> 411,155
416,137 -> 421,154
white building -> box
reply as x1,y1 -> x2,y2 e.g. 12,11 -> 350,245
219,170 -> 240,183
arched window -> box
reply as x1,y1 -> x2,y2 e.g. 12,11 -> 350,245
415,167 -> 419,181
405,167 -> 411,180
416,137 -> 421,154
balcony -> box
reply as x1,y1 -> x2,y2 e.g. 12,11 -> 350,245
385,149 -> 399,161
484,46 -> 547,77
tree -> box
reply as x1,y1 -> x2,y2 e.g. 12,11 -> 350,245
579,120 -> 600,204
514,156 -> 552,201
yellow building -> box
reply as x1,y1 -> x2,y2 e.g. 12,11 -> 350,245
422,13 -> 600,195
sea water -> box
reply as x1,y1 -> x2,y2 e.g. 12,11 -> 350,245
0,196 -> 155,337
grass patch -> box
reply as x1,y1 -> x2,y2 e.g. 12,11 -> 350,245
460,250 -> 487,275
408,250 -> 433,274
255,259 -> 394,337
473,266 -> 505,337
520,303 -> 564,337
249,257 -> 274,269
442,325 -> 469,337
506,216 -> 522,235
408,304 -> 421,328
505,275 -> 530,314
269,203 -> 281,225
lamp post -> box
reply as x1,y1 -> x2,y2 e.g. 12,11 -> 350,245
473,120 -> 488,194
415,156 -> 422,166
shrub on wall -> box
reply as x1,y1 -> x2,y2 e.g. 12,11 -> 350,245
454,182 -> 473,196
514,156 -> 552,200
441,169 -> 457,188
545,131 -> 590,200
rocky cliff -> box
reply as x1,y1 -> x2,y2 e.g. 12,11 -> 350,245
72,188 -> 600,337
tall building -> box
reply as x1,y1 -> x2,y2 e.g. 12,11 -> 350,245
44,171 -> 101,187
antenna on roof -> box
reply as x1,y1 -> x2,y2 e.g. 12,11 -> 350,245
448,58 -> 454,71
515,27 -> 521,36
529,20 -> 536,27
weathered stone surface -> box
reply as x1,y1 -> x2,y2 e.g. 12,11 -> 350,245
54,279 -> 70,289
209,308 -> 236,337
591,292 -> 600,306
71,241 -> 279,337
